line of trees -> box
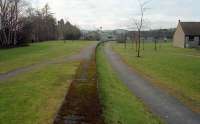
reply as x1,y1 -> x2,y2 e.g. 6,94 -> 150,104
0,0 -> 24,48
0,0 -> 81,48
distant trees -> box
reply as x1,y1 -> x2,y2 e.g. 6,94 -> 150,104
0,1 -> 81,48
140,29 -> 175,40
24,4 -> 57,42
82,31 -> 100,41
63,21 -> 81,40
116,33 -> 127,48
57,19 -> 65,40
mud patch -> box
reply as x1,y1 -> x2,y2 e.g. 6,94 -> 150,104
54,54 -> 104,124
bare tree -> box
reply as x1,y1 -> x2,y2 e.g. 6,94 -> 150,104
124,33 -> 127,48
142,38 -> 145,50
134,0 -> 151,57
154,29 -> 163,51
154,38 -> 157,51
0,0 -> 25,48
131,32 -> 134,48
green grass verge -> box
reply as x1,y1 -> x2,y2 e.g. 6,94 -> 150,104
97,45 -> 163,124
112,42 -> 200,112
0,40 -> 94,73
0,61 -> 79,124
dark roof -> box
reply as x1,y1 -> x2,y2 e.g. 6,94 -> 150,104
180,22 -> 200,36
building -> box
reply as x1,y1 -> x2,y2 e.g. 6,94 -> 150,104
173,20 -> 200,48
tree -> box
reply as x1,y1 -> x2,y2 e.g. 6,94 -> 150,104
134,0 -> 151,57
24,4 -> 57,42
154,29 -> 163,51
63,21 -> 81,40
82,31 -> 100,41
0,0 -> 26,48
58,19 -> 65,40
154,38 -> 157,51
0,1 -> 81,48
115,30 -> 128,47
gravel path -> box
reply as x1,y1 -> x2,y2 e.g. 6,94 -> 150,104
0,44 -> 96,81
104,43 -> 200,124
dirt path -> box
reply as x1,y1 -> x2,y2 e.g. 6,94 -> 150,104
53,45 -> 104,124
104,43 -> 200,124
0,44 -> 96,81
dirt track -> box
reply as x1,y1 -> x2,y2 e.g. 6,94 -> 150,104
53,44 -> 104,124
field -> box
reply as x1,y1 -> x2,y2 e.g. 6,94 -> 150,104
97,45 -> 163,124
1,40 -> 199,124
112,42 -> 200,112
0,41 -> 94,73
0,41 -> 94,124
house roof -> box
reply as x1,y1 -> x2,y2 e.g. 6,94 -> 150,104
180,22 -> 200,36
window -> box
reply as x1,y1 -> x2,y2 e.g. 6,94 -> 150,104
189,36 -> 194,41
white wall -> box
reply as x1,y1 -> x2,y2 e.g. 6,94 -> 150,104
173,23 -> 185,48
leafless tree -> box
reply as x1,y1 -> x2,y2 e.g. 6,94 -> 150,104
154,38 -> 157,51
124,33 -> 127,48
154,29 -> 163,51
142,38 -> 145,50
0,0 -> 25,48
134,0 -> 151,57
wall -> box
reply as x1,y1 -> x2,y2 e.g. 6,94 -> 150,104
185,36 -> 200,48
173,23 -> 185,48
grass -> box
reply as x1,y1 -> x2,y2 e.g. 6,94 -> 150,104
0,40 -> 94,124
0,61 -> 79,124
0,40 -> 94,73
97,45 -> 163,124
112,42 -> 200,112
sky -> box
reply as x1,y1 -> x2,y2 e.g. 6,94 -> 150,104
30,0 -> 200,30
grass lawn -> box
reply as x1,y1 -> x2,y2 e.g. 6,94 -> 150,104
0,40 -> 94,124
97,45 -> 163,124
112,42 -> 200,112
0,40 -> 94,73
0,61 -> 79,124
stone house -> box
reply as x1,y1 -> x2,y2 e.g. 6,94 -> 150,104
173,20 -> 200,48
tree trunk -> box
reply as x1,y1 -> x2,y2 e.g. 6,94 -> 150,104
142,39 -> 144,51
155,39 -> 157,51
136,39 -> 138,52
132,39 -> 134,49
137,30 -> 141,57
124,39 -> 127,49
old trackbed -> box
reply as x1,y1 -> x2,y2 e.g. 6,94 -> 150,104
54,52 -> 104,124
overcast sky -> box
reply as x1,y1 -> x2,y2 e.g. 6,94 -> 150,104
30,0 -> 200,30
